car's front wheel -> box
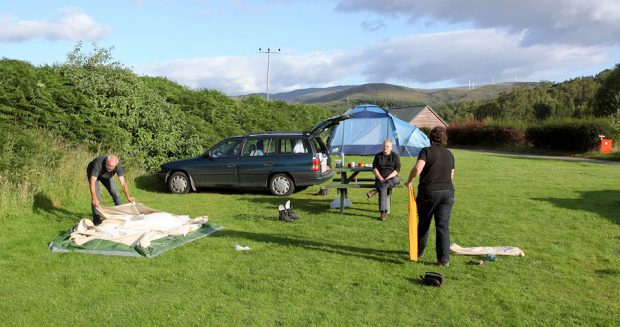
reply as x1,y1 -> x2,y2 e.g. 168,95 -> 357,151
269,173 -> 295,196
168,172 -> 191,194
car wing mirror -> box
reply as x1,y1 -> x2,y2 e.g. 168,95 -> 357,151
204,152 -> 213,159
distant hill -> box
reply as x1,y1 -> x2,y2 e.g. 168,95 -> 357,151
253,85 -> 353,102
255,82 -> 537,106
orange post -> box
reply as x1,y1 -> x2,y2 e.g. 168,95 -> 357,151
600,139 -> 613,154
408,185 -> 418,262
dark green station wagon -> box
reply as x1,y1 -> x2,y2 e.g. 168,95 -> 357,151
157,115 -> 349,196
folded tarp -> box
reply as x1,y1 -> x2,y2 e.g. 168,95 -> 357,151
450,243 -> 525,256
49,203 -> 223,258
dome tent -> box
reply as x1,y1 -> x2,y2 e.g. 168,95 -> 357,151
327,104 -> 430,156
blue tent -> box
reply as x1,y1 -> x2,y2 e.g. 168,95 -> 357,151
327,104 -> 430,156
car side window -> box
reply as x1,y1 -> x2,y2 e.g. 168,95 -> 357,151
241,139 -> 270,157
211,139 -> 243,158
264,139 -> 276,156
280,138 -> 309,154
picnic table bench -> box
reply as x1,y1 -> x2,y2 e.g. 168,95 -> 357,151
328,167 -> 392,214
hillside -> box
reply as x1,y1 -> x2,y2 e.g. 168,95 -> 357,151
256,85 -> 353,102
262,82 -> 536,106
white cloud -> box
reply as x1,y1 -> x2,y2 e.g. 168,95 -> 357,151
136,51 -> 356,95
361,19 -> 386,32
136,28 -> 612,95
0,8 -> 109,42
334,0 -> 620,46
352,29 -> 611,85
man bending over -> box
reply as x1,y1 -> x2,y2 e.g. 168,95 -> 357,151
86,155 -> 135,225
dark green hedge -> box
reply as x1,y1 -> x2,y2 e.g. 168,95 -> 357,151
447,121 -> 524,147
525,119 -> 614,152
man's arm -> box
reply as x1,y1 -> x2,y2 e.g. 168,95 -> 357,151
89,176 -> 99,207
118,176 -> 135,203
405,159 -> 426,186
372,154 -> 384,181
372,168 -> 384,182
384,170 -> 398,180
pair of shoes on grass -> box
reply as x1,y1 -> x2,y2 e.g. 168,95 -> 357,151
278,200 -> 299,222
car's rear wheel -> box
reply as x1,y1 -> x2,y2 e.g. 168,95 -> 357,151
269,173 -> 295,196
168,172 -> 190,194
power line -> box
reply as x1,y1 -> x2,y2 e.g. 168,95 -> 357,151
258,48 -> 280,101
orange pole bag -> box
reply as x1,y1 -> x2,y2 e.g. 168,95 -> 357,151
408,184 -> 418,262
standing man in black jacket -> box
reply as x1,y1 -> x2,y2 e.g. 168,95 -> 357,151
370,139 -> 400,221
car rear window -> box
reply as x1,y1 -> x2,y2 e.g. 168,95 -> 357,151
279,138 -> 309,154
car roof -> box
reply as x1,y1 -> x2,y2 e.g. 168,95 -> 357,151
229,131 -> 310,138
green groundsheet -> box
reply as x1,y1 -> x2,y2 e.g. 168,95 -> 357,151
49,222 -> 223,258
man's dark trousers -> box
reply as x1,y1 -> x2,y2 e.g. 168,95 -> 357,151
417,190 -> 455,262
90,177 -> 123,224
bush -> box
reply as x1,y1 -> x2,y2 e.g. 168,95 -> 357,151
419,126 -> 432,136
0,126 -> 91,215
525,118 -> 614,152
447,121 -> 525,147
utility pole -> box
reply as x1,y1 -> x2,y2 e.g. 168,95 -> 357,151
258,48 -> 280,101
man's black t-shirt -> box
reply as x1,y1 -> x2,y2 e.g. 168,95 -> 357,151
417,145 -> 454,197
86,156 -> 124,180
372,152 -> 401,179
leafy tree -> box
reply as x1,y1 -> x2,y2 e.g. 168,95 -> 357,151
54,42 -> 203,169
594,64 -> 620,117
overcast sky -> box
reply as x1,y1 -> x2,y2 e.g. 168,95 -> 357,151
2,0 -> 619,95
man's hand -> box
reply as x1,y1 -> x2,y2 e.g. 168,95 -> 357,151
405,181 -> 413,188
92,198 -> 100,207
128,196 -> 136,203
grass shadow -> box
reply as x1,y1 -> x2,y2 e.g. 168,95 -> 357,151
533,190 -> 620,225
134,174 -> 274,196
237,195 -> 378,220
32,192 -> 82,223
214,229 -> 407,264
595,268 -> 619,277
134,174 -> 168,193
484,153 -> 620,166
405,277 -> 426,286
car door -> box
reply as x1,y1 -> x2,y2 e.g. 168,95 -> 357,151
192,138 -> 242,186
237,138 -> 277,187
274,137 -> 313,182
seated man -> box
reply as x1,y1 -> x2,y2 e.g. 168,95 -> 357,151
369,139 -> 400,221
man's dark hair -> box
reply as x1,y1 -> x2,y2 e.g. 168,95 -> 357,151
429,126 -> 448,146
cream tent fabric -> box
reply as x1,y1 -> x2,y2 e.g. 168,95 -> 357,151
450,243 -> 525,256
70,203 -> 208,249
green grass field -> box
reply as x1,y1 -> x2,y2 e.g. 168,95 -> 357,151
1,150 -> 618,325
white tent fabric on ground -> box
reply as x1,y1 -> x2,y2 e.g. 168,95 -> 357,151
450,243 -> 525,256
71,203 -> 208,248
49,203 -> 223,258
328,104 -> 430,157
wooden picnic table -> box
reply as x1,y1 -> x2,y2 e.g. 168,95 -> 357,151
328,166 -> 376,214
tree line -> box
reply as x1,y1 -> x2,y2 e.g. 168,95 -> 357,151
433,66 -> 620,123
0,43 -> 332,172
